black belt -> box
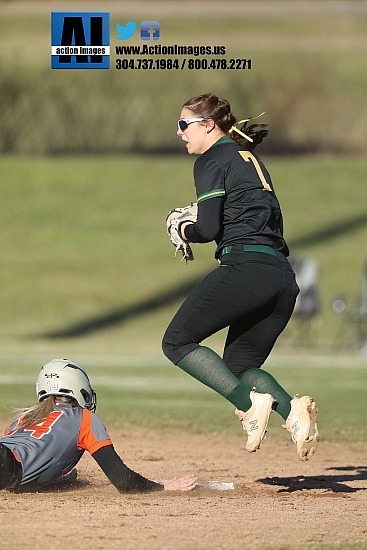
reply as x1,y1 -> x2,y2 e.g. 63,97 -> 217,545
220,244 -> 279,258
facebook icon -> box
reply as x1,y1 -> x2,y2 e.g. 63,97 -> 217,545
140,21 -> 160,40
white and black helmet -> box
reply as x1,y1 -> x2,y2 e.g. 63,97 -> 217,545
36,359 -> 97,412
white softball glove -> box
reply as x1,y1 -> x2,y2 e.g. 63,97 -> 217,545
166,202 -> 197,262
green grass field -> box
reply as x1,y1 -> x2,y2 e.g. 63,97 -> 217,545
0,356 -> 366,444
0,154 -> 366,355
0,154 -> 366,447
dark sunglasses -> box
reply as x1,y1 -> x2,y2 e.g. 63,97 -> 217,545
178,118 -> 209,132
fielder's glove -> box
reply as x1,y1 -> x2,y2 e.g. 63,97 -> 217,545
166,202 -> 197,262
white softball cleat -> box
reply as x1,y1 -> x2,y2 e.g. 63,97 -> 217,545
235,389 -> 275,452
283,395 -> 320,462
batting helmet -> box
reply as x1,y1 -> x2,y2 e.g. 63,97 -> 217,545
36,358 -> 97,412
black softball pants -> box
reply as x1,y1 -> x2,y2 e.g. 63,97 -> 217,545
0,443 -> 22,491
162,247 -> 299,376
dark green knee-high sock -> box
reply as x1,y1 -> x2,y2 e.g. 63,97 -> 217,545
177,346 -> 252,412
239,368 -> 292,420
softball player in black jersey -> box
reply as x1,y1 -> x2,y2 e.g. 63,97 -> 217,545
162,93 -> 319,461
0,359 -> 197,493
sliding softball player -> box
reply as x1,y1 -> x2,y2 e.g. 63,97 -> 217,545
0,359 -> 197,492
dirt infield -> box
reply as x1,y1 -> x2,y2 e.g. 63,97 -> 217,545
1,427 -> 367,550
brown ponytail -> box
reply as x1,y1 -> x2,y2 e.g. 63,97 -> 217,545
230,121 -> 269,151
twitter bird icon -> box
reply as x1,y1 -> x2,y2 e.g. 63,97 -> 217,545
116,22 -> 137,40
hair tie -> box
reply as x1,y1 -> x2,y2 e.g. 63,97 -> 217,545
228,112 -> 265,143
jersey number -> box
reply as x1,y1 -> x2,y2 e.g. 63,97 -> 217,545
238,151 -> 272,191
6,410 -> 63,439
26,411 -> 64,439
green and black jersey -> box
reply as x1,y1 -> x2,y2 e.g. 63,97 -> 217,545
185,137 -> 289,258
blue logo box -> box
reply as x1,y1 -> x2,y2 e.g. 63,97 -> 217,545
51,12 -> 110,69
